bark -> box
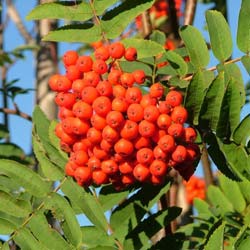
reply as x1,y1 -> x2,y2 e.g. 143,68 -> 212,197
35,0 -> 58,120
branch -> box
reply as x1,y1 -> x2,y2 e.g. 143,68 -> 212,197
6,0 -> 35,44
183,57 -> 242,81
0,107 -> 32,121
141,10 -> 152,38
183,0 -> 197,26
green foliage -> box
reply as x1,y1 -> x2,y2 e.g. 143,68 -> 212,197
179,25 -> 210,69
179,175 -> 250,249
1,0 -> 250,249
237,0 -> 250,53
27,0 -> 155,43
206,10 -> 232,62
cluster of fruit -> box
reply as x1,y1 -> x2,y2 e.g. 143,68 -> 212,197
183,175 -> 206,205
49,41 -> 200,189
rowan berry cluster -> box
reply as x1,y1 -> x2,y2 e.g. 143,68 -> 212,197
49,41 -> 200,189
183,176 -> 206,205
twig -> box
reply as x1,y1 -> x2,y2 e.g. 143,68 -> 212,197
0,107 -> 32,121
184,0 -> 197,26
6,0 -> 35,44
182,56 -> 242,81
141,10 -> 152,38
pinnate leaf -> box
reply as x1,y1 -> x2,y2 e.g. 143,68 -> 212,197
179,25 -> 210,69
0,159 -> 50,197
237,0 -> 250,53
204,222 -> 225,250
185,70 -> 214,125
206,10 -> 232,61
43,24 -> 102,43
102,0 -> 154,39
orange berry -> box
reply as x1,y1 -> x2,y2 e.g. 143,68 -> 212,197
127,103 -> 144,122
114,138 -> 134,156
149,83 -> 164,98
92,96 -> 112,117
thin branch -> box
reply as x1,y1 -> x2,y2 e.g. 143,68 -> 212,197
0,107 -> 32,121
183,0 -> 197,26
182,56 -> 242,81
141,10 -> 152,38
6,0 -> 35,44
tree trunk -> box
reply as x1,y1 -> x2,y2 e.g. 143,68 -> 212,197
35,0 -> 58,120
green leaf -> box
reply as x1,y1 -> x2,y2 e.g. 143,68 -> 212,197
185,70 -> 214,125
216,78 -> 241,138
1,242 -> 10,250
205,10 -> 232,61
88,247 -> 117,250
218,175 -> 246,213
101,0 -> 154,39
207,186 -> 234,216
0,124 -> 9,140
0,143 -> 25,160
119,60 -> 153,76
241,55 -> 250,75
48,120 -> 68,160
150,30 -> 166,45
26,1 -> 93,21
133,182 -> 171,210
44,193 -> 82,247
33,106 -> 67,168
110,202 -> 146,242
219,142 -> 250,180
238,179 -> 250,203
122,38 -> 164,59
0,191 -> 32,218
204,222 -> 225,250
0,175 -> 20,192
127,207 -> 181,240
0,218 -> 16,234
237,236 -> 250,250
32,133 -> 64,181
168,76 -> 189,88
179,25 -> 210,69
43,24 -> 102,43
98,185 -> 130,211
237,0 -> 250,53
61,178 -> 108,232
199,72 -> 225,130
206,133 -> 241,181
164,50 -> 188,76
28,211 -> 74,250
233,115 -> 250,146
14,227 -> 49,250
193,198 -> 215,221
81,226 -> 115,249
0,159 -> 50,197
217,63 -> 245,106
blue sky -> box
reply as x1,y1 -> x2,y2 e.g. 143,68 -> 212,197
1,0 -> 249,164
